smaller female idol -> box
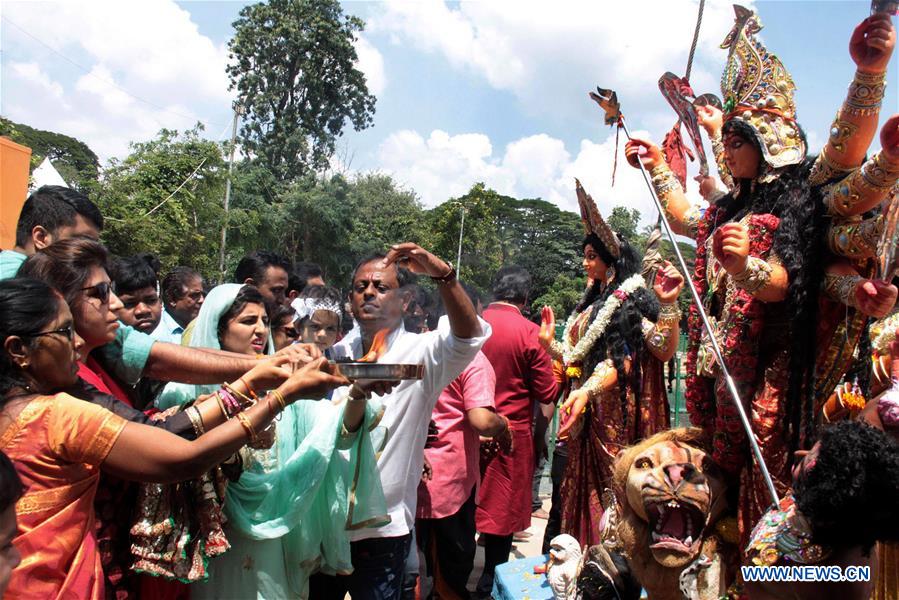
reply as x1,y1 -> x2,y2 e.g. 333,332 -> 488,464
539,180 -> 684,546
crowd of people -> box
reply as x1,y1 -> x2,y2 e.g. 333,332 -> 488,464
1,4 -> 899,600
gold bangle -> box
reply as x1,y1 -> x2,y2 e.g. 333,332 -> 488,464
580,360 -> 614,399
186,406 -> 205,436
823,272 -> 863,308
730,257 -> 773,294
809,145 -> 858,186
238,376 -> 259,401
236,412 -> 258,445
843,70 -> 887,117
861,152 -> 899,190
271,389 -> 286,412
710,132 -> 734,189
214,392 -> 229,420
224,382 -> 255,408
827,215 -> 883,259
649,163 -> 682,196
657,302 -> 681,323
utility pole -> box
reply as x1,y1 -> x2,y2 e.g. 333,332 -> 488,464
218,102 -> 243,283
455,204 -> 466,279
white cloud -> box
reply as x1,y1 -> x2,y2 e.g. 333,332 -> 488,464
376,126 -> 703,228
354,35 -> 387,96
2,0 -> 232,161
370,0 -> 754,126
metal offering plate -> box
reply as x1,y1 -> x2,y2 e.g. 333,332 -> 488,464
332,362 -> 424,381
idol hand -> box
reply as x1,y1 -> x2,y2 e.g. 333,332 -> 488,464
880,114 -> 899,164
850,13 -> 895,73
624,138 -> 664,171
538,306 -> 556,352
854,279 -> 898,318
557,389 -> 590,440
695,104 -> 723,137
653,261 -> 685,305
712,223 -> 750,275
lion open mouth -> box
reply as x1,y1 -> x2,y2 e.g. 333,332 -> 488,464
646,499 -> 705,554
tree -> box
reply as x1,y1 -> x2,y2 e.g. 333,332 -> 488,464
227,0 -> 376,181
607,206 -> 641,240
346,173 -> 426,258
0,116 -> 99,191
95,126 -> 227,276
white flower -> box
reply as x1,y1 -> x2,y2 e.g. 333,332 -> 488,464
561,274 -> 645,365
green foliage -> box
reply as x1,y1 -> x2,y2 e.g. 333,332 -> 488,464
0,116 -> 99,191
532,273 -> 588,319
95,126 -> 227,276
227,0 -> 376,181
607,206 -> 640,240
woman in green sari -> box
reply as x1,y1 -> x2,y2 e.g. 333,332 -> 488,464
157,284 -> 389,599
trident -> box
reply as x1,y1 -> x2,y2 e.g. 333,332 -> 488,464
589,87 -> 780,506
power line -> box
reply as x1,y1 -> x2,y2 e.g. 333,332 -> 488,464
2,16 -> 230,130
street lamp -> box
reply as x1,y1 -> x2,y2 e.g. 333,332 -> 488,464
449,201 -> 466,278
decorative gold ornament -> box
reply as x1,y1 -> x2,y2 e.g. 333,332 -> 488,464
575,178 -> 621,258
828,116 -> 859,154
827,215 -> 883,259
844,70 -> 887,117
809,145 -> 858,187
719,5 -> 807,169
823,272 -> 863,308
731,256 -> 773,294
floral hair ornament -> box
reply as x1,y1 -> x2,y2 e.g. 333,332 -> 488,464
290,296 -> 342,322
575,178 -> 620,259
719,5 -> 806,170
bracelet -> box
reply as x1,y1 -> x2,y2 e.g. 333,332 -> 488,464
861,152 -> 899,191
580,360 -> 614,399
809,145 -> 858,186
214,391 -> 230,419
186,406 -> 205,436
649,163 -> 682,197
823,272 -> 863,308
430,262 -> 457,284
827,215 -> 883,259
265,395 -> 283,421
218,388 -> 243,417
657,302 -> 681,323
827,114 -> 859,154
843,70 -> 887,117
238,376 -> 259,402
730,257 -> 773,294
270,389 -> 286,412
224,382 -> 255,408
547,339 -> 565,361
236,412 -> 258,445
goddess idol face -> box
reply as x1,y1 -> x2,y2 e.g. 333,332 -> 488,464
583,244 -> 609,283
723,131 -> 762,180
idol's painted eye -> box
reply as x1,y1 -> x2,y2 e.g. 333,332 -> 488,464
635,457 -> 653,469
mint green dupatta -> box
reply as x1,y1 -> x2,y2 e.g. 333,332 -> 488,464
155,284 -> 388,598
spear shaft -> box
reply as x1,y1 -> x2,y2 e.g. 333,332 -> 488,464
618,117 -> 780,507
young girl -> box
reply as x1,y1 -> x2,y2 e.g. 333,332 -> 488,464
292,285 -> 343,355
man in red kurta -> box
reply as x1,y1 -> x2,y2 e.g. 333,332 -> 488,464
476,266 -> 558,597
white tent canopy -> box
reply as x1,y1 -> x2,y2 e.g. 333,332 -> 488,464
30,157 -> 68,190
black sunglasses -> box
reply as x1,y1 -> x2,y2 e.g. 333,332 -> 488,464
81,282 -> 112,304
25,324 -> 75,342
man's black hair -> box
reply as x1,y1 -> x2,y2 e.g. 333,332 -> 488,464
289,262 -> 324,295
160,266 -> 202,305
15,185 -> 103,247
491,265 -> 532,304
112,253 -> 160,295
233,250 -> 292,284
350,253 -> 416,288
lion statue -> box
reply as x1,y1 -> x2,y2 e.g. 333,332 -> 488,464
604,428 -> 735,600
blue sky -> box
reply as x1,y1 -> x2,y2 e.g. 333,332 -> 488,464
2,1 -> 897,222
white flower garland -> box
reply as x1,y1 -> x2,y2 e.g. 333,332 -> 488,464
561,274 -> 646,365
873,311 -> 899,355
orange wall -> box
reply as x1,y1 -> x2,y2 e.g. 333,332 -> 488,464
0,138 -> 32,249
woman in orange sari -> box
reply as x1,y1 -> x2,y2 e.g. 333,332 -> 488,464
0,277 -> 354,600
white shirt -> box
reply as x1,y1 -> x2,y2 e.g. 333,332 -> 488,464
331,317 -> 491,541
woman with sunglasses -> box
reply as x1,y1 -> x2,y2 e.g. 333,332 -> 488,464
0,277 -> 352,600
157,283 -> 391,600
17,238 -> 339,598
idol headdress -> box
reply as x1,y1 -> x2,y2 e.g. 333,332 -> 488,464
720,5 -> 806,169
575,178 -> 620,258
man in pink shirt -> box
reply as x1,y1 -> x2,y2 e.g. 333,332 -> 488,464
476,266 -> 558,597
417,286 -> 509,599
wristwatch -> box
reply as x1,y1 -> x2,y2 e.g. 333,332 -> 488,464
430,262 -> 457,285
